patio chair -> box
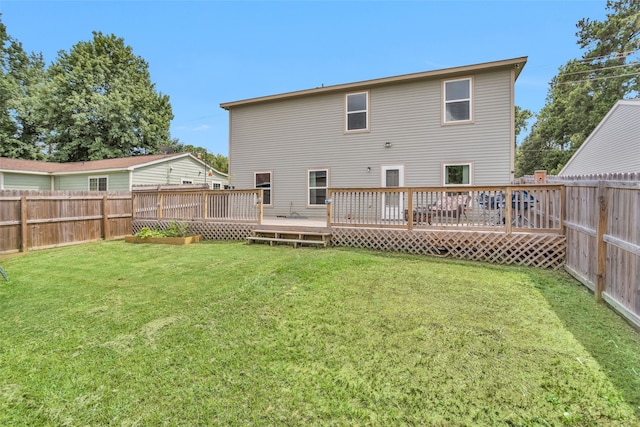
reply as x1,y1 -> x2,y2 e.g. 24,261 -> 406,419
428,194 -> 469,224
405,193 -> 470,226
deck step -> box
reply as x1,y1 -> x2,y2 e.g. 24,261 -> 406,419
247,229 -> 332,248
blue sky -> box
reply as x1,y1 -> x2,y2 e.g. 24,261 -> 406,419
1,0 -> 608,156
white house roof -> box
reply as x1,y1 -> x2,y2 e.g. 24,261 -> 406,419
559,99 -> 640,176
220,56 -> 527,109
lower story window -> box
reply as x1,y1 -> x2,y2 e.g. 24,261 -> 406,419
308,169 -> 328,206
89,176 -> 108,191
255,171 -> 272,205
444,164 -> 471,185
212,183 -> 221,190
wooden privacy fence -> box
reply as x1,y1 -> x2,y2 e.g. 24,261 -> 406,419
328,185 -> 564,234
553,173 -> 640,329
0,190 -> 132,254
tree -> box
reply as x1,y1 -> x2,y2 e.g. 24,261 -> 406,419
171,142 -> 229,173
0,16 -> 46,159
515,105 -> 533,142
517,0 -> 639,175
43,32 -> 173,162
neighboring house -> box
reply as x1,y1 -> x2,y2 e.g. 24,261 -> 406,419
220,57 -> 527,219
0,153 -> 228,191
559,99 -> 640,176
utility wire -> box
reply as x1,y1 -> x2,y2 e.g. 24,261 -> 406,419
555,72 -> 640,85
559,61 -> 640,77
572,50 -> 639,64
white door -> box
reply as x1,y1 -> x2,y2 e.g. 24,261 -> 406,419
382,165 -> 404,220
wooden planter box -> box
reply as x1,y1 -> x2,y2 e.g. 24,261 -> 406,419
124,235 -> 202,245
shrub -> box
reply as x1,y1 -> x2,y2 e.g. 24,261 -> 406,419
134,221 -> 194,238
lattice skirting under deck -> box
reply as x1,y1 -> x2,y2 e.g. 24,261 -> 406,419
133,220 -> 255,241
132,220 -> 566,269
331,227 -> 566,269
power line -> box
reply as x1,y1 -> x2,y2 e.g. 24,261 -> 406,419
559,61 -> 640,77
572,50 -> 639,64
555,71 -> 640,85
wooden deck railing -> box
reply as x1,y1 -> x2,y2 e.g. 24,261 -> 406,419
328,185 -> 564,234
132,189 -> 263,223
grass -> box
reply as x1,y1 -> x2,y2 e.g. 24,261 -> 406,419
1,241 -> 639,426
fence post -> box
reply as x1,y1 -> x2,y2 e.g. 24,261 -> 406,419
595,181 -> 609,302
20,195 -> 28,253
102,195 -> 110,240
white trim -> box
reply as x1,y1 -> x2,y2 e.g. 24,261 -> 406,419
88,175 -> 108,191
442,77 -> 473,124
307,168 -> 329,207
0,172 -> 3,190
442,162 -> 474,186
254,170 -> 273,207
345,91 -> 369,133
381,165 -> 405,220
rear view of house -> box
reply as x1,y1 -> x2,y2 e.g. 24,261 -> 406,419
221,57 -> 526,219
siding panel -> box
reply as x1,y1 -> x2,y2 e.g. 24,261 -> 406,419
229,69 -> 514,218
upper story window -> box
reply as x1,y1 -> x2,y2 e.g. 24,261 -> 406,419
89,176 -> 107,191
255,171 -> 272,206
443,78 -> 472,123
346,91 -> 368,132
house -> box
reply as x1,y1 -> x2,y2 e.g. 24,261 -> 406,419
0,153 -> 228,191
559,99 -> 640,176
220,57 -> 526,219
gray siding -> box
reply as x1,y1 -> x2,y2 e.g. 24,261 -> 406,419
229,69 -> 514,218
560,101 -> 640,175
2,173 -> 52,190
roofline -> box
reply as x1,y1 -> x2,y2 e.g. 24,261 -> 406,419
559,98 -> 640,175
220,56 -> 527,110
0,152 -> 229,177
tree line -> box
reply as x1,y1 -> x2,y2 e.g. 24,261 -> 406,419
516,0 -> 639,176
1,1 -> 638,177
0,17 -> 227,172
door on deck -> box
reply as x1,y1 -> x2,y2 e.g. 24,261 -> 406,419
381,165 -> 404,220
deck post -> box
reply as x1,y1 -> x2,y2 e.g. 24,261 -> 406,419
326,190 -> 333,228
407,190 -> 414,231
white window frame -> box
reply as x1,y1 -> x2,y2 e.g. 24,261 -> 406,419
212,183 -> 221,190
181,179 -> 193,184
88,176 -> 108,191
307,169 -> 329,207
443,77 -> 473,124
254,171 -> 272,206
345,91 -> 369,132
442,162 -> 473,186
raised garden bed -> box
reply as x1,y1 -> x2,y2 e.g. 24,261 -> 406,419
124,235 -> 202,245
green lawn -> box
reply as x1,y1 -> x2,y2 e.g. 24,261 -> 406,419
1,241 -> 639,426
